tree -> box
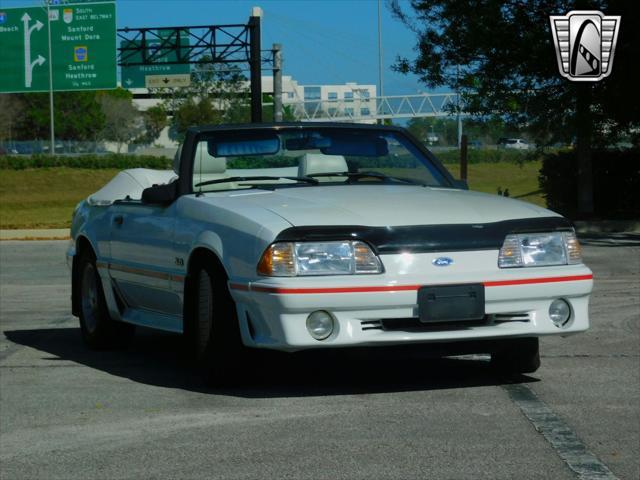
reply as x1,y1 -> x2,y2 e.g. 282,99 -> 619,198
0,94 -> 23,143
14,91 -> 105,143
392,0 -> 640,215
97,88 -> 142,153
161,61 -> 250,140
137,105 -> 167,146
172,97 -> 221,139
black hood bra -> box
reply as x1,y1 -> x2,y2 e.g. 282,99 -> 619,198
274,217 -> 574,254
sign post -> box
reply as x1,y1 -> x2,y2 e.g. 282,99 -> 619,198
46,1 -> 55,154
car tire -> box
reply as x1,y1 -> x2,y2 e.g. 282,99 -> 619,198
490,338 -> 540,374
191,264 -> 246,385
78,249 -> 134,349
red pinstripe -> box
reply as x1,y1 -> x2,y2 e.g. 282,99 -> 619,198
229,274 -> 593,294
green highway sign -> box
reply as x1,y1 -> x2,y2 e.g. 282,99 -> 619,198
0,1 -> 116,93
121,33 -> 190,89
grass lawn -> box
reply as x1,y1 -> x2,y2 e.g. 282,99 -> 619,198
451,161 -> 545,207
0,168 -> 119,229
0,162 -> 545,229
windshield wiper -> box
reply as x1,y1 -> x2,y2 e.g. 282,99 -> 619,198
194,176 -> 319,188
308,171 -> 427,186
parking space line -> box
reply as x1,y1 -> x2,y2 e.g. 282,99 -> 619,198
503,383 -> 619,480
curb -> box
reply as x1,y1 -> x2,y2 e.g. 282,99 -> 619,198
0,229 -> 70,241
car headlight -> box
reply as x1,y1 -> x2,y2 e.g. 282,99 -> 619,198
257,241 -> 383,276
498,230 -> 582,268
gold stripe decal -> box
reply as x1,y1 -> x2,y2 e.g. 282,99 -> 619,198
100,261 -> 184,283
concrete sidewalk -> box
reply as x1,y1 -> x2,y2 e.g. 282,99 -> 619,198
0,229 -> 70,241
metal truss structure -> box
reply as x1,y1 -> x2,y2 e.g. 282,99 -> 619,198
274,93 -> 462,122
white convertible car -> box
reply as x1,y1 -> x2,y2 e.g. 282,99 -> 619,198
68,123 -> 593,378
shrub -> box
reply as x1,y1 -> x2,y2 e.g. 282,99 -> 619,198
539,149 -> 640,219
0,154 -> 172,170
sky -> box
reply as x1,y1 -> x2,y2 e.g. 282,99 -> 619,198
0,0 -> 434,96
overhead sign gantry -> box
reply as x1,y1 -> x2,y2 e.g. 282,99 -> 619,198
117,7 -> 265,122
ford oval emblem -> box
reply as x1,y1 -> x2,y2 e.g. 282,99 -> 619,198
432,257 -> 454,267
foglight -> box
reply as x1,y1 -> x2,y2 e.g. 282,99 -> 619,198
258,240 -> 383,276
549,299 -> 571,327
306,311 -> 335,340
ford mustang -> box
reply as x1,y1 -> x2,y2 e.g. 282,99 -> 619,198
67,123 -> 593,379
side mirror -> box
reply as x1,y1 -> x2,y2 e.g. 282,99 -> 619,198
142,181 -> 178,206
453,179 -> 469,190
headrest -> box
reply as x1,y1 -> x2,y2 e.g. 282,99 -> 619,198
194,142 -> 226,174
298,153 -> 348,177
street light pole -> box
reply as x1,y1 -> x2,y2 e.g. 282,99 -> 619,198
273,43 -> 283,122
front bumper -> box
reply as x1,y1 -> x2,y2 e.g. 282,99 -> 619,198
229,251 -> 593,351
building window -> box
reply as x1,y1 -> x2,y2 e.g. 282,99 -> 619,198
328,107 -> 338,116
345,107 -> 355,116
287,92 -> 295,99
328,92 -> 338,100
344,91 -> 354,102
304,86 -> 321,100
360,90 -> 371,99
360,107 -> 370,116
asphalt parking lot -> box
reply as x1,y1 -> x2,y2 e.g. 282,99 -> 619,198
1,236 -> 638,479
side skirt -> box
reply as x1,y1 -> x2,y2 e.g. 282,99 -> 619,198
121,307 -> 183,334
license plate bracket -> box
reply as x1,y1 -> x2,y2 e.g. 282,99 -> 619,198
418,284 -> 485,323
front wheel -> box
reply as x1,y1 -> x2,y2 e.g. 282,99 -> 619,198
78,250 -> 134,349
191,264 -> 246,384
491,338 -> 540,374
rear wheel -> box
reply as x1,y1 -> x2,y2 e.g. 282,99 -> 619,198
190,263 -> 245,384
491,338 -> 540,374
78,250 -> 134,349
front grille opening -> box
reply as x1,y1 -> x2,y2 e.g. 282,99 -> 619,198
362,317 -> 489,332
361,312 -> 531,333
489,312 -> 531,323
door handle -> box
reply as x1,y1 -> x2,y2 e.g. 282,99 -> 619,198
113,215 -> 124,226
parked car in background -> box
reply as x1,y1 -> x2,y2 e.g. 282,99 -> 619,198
67,123 -> 592,382
497,138 -> 530,150
426,131 -> 439,145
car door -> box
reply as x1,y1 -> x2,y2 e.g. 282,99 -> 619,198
107,200 -> 182,316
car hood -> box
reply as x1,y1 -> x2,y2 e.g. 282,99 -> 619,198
212,185 -> 558,227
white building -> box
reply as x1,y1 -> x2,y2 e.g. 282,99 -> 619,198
260,76 -> 377,122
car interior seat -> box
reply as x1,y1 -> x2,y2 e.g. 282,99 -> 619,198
192,142 -> 233,191
298,153 -> 348,182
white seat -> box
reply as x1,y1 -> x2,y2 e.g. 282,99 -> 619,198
298,153 -> 348,181
193,142 -> 232,190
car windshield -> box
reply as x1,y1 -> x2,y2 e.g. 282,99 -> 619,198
190,127 -> 451,193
